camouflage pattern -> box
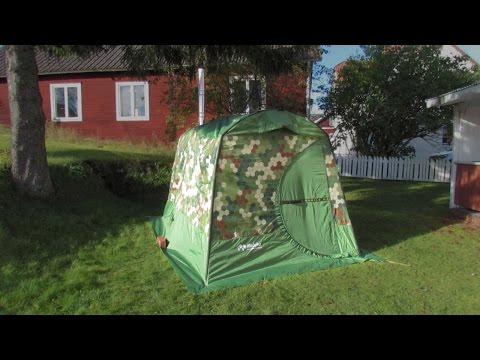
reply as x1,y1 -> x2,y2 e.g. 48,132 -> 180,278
168,130 -> 221,237
154,111 -> 369,294
212,129 -> 316,240
325,153 -> 351,225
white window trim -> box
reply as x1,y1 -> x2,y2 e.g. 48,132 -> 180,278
441,125 -> 451,145
328,117 -> 335,128
50,83 -> 82,122
229,75 -> 266,114
115,81 -> 150,121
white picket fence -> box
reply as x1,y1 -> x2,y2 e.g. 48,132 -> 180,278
336,155 -> 452,182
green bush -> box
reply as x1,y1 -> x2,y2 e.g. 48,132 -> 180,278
0,159 -> 173,203
84,159 -> 173,196
49,163 -> 105,199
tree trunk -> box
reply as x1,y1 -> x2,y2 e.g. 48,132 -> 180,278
5,45 -> 54,198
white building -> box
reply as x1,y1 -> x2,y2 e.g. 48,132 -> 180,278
426,82 -> 480,214
409,46 -> 477,157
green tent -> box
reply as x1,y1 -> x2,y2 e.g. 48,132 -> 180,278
153,110 -> 373,293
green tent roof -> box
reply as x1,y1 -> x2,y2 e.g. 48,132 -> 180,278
196,110 -> 326,138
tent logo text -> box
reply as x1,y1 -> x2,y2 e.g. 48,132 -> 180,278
237,242 -> 263,252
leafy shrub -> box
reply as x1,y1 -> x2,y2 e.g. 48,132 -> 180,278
84,159 -> 173,196
0,159 -> 174,202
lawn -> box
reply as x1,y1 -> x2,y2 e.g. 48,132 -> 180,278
0,126 -> 479,314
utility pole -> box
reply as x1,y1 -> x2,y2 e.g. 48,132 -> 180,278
198,67 -> 205,125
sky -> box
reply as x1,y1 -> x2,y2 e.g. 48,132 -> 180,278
311,45 -> 364,113
311,45 -> 480,113
319,45 -> 480,73
458,45 -> 480,62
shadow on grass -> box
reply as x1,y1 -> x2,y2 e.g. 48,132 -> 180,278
0,164 -> 169,293
340,177 -> 461,253
47,149 -> 173,163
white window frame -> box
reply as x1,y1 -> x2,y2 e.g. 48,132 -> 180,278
328,117 -> 335,128
229,75 -> 266,114
115,81 -> 150,121
50,83 -> 82,122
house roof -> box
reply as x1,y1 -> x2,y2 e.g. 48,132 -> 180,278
0,46 -> 128,78
425,81 -> 480,108
450,45 -> 478,66
334,61 -> 347,73
309,114 -> 325,124
0,45 -> 321,79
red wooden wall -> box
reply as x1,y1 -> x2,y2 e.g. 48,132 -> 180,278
455,163 -> 480,211
0,71 -> 307,143
0,73 -> 200,143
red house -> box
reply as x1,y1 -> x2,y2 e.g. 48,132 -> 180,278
0,47 -> 312,143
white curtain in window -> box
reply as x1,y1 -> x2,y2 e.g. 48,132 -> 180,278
120,86 -> 131,117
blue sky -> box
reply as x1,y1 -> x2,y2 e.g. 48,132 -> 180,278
311,45 -> 480,113
311,45 -> 364,113
319,45 -> 480,72
320,45 -> 363,69
458,45 -> 480,62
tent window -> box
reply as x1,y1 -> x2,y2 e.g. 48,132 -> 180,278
230,76 -> 266,114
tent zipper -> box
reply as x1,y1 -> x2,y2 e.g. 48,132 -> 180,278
279,196 -> 328,205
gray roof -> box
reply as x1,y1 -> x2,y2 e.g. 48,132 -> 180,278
0,45 -> 321,79
309,114 -> 324,123
0,46 -> 128,78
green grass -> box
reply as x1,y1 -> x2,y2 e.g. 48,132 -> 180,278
0,124 -> 174,168
46,124 -> 175,164
1,126 -> 479,314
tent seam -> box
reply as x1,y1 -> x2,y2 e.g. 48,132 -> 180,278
321,144 -> 362,255
204,136 -> 224,286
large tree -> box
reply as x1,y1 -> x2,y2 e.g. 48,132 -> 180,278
4,45 -> 320,197
5,45 -> 108,198
321,45 -> 479,157
6,45 -> 54,197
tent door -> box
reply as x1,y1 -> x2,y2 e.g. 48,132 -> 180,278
277,141 -> 340,256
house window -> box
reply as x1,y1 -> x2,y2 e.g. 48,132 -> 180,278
229,76 -> 266,114
441,125 -> 451,145
115,81 -> 149,121
50,83 -> 82,121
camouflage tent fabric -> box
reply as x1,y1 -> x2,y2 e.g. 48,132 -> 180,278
153,110 -> 374,293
